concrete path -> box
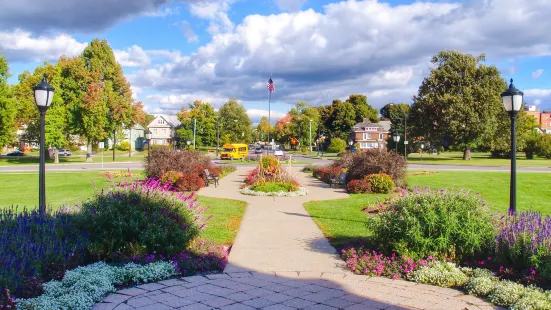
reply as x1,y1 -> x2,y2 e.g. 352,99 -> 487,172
92,166 -> 498,309
200,166 -> 349,274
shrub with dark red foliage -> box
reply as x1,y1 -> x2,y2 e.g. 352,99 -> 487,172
313,166 -> 342,183
145,149 -> 212,178
0,288 -> 17,309
244,168 -> 259,186
335,150 -> 406,186
176,173 -> 205,191
347,179 -> 372,194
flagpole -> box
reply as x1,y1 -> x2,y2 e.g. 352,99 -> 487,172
267,91 -> 271,155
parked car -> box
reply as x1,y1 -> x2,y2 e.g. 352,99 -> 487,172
6,151 -> 24,156
274,149 -> 284,157
57,149 -> 72,156
254,147 -> 263,154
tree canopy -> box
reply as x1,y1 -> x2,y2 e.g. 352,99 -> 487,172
0,54 -> 16,147
177,100 -> 217,147
218,98 -> 252,143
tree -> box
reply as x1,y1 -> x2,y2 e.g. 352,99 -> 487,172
380,103 -> 411,152
346,94 -> 378,123
326,99 -> 356,140
288,102 -> 320,147
409,51 -> 507,160
218,98 -> 252,143
177,100 -> 217,147
0,54 -> 16,147
257,116 -> 273,143
274,114 -> 293,147
81,39 -> 134,159
485,110 -> 534,158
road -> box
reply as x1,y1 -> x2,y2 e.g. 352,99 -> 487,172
1,155 -> 551,173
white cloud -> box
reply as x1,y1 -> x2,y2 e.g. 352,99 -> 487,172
131,85 -> 142,100
524,89 -> 551,97
144,7 -> 179,17
173,21 -> 199,42
532,68 -> 544,79
275,0 -> 308,12
534,99 -> 542,106
189,0 -> 235,35
246,109 -> 286,119
0,29 -> 87,62
114,45 -> 150,67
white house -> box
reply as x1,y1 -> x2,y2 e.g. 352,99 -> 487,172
146,115 -> 181,145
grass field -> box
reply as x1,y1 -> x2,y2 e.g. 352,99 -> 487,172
305,170 -> 551,250
0,171 -> 247,245
0,151 -> 146,166
407,151 -> 551,167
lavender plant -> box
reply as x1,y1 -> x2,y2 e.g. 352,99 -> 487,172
495,211 -> 551,279
0,207 -> 87,298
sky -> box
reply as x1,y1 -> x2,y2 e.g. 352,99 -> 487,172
1,0 -> 550,124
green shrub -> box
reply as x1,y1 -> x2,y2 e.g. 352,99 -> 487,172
76,179 -> 204,259
328,138 -> 346,153
117,141 -> 131,151
302,164 -> 317,173
538,134 -> 551,159
407,261 -> 468,287
488,280 -> 526,307
511,287 -> 551,310
218,165 -> 237,175
367,173 -> 394,193
367,188 -> 495,262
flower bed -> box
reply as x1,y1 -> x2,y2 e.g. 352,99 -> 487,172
240,155 -> 306,196
340,187 -> 551,309
0,175 -> 230,309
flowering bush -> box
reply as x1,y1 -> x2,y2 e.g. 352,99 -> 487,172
368,187 -> 495,262
175,173 -> 205,191
347,179 -> 371,194
465,273 -> 499,296
335,150 -> 407,186
495,211 -> 551,279
0,288 -> 16,309
0,207 -> 87,298
17,261 -> 177,310
488,280 -> 527,307
242,156 -> 304,196
366,173 -> 394,193
170,240 -> 228,276
511,287 -> 551,310
76,178 -> 207,259
313,166 -> 342,183
160,170 -> 183,185
341,247 -> 433,279
408,261 -> 468,287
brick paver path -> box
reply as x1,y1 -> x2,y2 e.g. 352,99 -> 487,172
94,167 -> 499,310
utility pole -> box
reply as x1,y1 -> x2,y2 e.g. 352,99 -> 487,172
193,118 -> 196,149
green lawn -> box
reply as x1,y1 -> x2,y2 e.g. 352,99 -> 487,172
0,151 -> 146,166
0,171 -> 246,245
407,151 -> 551,167
305,171 -> 551,250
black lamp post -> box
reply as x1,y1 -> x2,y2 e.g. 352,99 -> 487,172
501,78 -> 524,214
33,74 -> 55,214
145,130 -> 152,164
392,131 -> 400,154
216,116 -> 220,158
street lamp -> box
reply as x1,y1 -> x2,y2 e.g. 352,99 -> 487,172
216,116 -> 220,158
145,130 -> 152,164
186,139 -> 191,150
309,119 -> 313,153
33,74 -> 55,214
392,131 -> 400,154
501,78 -> 524,214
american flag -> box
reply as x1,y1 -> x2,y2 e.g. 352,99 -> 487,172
267,77 -> 275,93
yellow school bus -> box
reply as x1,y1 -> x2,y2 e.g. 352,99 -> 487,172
220,144 -> 248,160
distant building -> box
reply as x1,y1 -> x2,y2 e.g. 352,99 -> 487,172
524,105 -> 551,134
146,115 -> 181,145
350,118 -> 390,150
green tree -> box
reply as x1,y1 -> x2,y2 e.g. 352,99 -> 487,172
257,116 -> 273,143
0,54 -> 16,147
288,102 -> 320,147
346,94 -> 378,123
218,98 -> 252,143
177,100 -> 217,147
409,51 -> 507,160
380,103 -> 411,152
485,110 -> 534,158
327,99 -> 356,140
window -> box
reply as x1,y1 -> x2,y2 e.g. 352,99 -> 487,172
153,129 -> 158,134
162,129 -> 166,134
363,133 -> 371,140
360,142 -> 379,149
159,119 -> 165,124
379,133 -> 383,140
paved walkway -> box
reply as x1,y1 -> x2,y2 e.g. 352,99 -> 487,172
93,166 -> 499,310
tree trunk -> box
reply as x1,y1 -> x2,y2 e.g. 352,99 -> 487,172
54,150 -> 59,164
463,146 -> 471,160
86,142 -> 93,162
113,130 -> 116,161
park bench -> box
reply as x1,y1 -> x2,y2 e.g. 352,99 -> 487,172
329,172 -> 347,188
204,169 -> 219,188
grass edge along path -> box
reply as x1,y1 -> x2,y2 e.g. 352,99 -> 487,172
0,171 -> 247,246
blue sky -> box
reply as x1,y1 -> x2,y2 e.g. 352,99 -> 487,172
1,0 -> 551,124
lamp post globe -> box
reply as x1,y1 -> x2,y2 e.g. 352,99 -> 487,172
501,78 -> 524,214
33,74 -> 55,215
186,139 -> 191,149
392,131 -> 400,153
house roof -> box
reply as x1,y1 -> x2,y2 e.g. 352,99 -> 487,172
147,115 -> 182,128
379,120 -> 391,131
352,121 -> 384,130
